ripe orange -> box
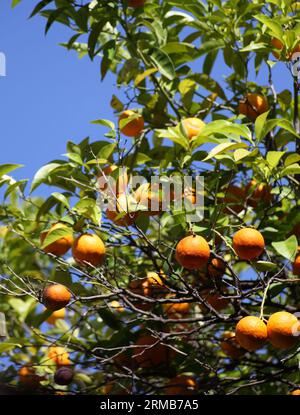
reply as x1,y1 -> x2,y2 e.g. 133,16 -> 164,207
222,185 -> 245,214
290,389 -> 300,395
106,193 -> 139,226
233,228 -> 265,260
293,252 -> 300,275
220,331 -> 246,359
207,258 -> 226,278
97,165 -> 128,194
119,110 -> 144,137
271,38 -> 300,60
245,179 -> 272,208
72,233 -> 106,266
181,118 -> 205,139
133,335 -> 170,368
175,235 -> 210,270
235,316 -> 268,351
40,223 -> 73,256
128,0 -> 146,7
163,301 -> 190,318
42,284 -> 71,311
238,93 -> 269,121
19,365 -> 41,389
267,311 -> 300,349
46,308 -> 66,325
48,346 -> 71,367
164,375 -> 197,395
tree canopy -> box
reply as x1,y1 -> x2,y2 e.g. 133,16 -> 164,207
1,0 -> 300,395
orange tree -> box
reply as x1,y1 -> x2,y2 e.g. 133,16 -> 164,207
1,0 -> 300,395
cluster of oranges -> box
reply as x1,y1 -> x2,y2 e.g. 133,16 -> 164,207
41,223 -> 106,267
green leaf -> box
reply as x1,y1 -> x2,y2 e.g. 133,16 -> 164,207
255,110 -> 270,142
280,163 -> 300,177
266,151 -> 285,169
203,142 -> 248,161
254,14 -> 283,39
194,120 -> 252,144
148,48 -> 175,80
73,198 -> 101,225
30,162 -> 63,193
156,125 -> 189,150
271,235 -> 298,261
91,119 -> 115,130
0,164 -> 23,177
51,192 -> 70,209
255,261 -> 278,271
8,298 -> 36,323
258,119 -> 298,143
284,154 -> 300,166
0,343 -> 21,353
96,143 -> 116,161
41,226 -> 73,250
44,7 -> 68,34
64,152 -> 83,165
134,68 -> 158,86
233,149 -> 252,162
11,0 -> 21,8
30,0 -> 54,17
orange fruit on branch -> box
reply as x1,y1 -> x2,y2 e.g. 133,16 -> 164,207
164,375 -> 197,395
233,228 -> 265,260
46,308 -> 66,325
271,37 -> 300,60
48,346 -> 71,367
72,233 -> 106,266
42,284 -> 71,311
292,251 -> 300,275
175,234 -> 210,270
40,223 -> 73,256
181,117 -> 205,139
235,316 -> 268,351
238,93 -> 268,121
119,110 -> 144,137
19,365 -> 41,389
267,311 -> 300,350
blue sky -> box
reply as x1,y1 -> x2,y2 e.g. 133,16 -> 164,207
0,1 -> 293,196
0,1 -> 117,193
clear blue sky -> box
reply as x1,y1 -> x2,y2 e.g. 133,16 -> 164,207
0,1 -> 293,196
0,1 -> 117,194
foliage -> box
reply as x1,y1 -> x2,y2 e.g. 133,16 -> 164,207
1,0 -> 300,395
